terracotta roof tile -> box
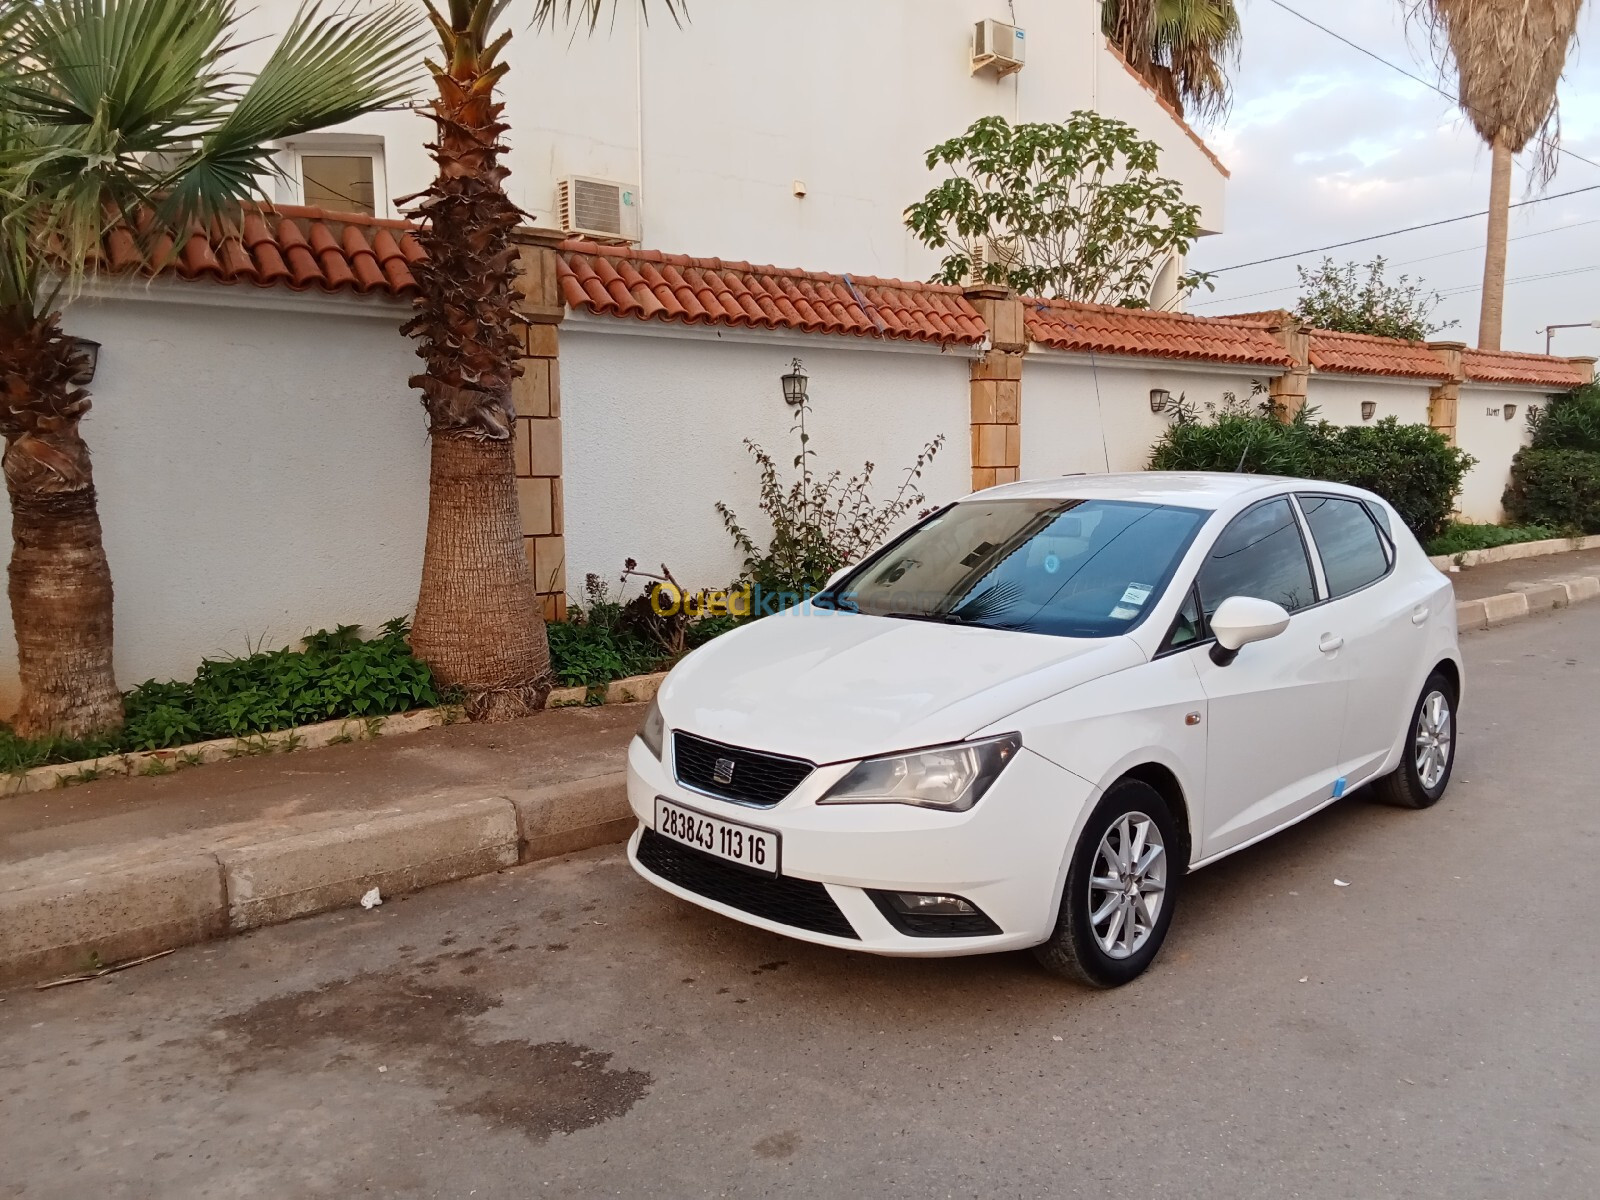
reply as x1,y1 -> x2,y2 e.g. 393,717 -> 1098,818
1308,329 -> 1447,380
1025,299 -> 1294,367
97,204 -> 420,298
1462,348 -> 1592,389
554,240 -> 986,345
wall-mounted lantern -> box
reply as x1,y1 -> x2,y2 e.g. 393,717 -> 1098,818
1503,403 -> 1518,421
1360,400 -> 1377,421
1149,388 -> 1171,414
780,358 -> 809,408
69,338 -> 100,386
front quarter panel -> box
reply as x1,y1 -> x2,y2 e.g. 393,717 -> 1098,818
974,650 -> 1209,867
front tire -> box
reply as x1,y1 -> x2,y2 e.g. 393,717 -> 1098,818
1034,780 -> 1182,988
1372,670 -> 1457,809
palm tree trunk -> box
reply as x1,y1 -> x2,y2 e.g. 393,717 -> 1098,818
1477,131 -> 1513,353
0,314 -> 122,737
403,0 -> 552,720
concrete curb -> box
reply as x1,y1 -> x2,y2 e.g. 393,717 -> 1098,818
0,771 -> 635,989
1456,574 -> 1600,632
0,671 -> 667,798
1429,533 -> 1600,572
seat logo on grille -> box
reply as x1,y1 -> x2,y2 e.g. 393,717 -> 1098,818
712,756 -> 737,786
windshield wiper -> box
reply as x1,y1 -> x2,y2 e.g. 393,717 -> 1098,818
878,610 -> 965,624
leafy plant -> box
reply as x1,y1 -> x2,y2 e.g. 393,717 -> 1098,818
1424,520 -> 1566,557
718,372 -> 944,596
1151,390 -> 1475,541
1293,257 -> 1457,341
1504,384 -> 1600,532
904,112 -> 1210,305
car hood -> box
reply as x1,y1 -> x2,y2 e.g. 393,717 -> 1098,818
657,607 -> 1144,764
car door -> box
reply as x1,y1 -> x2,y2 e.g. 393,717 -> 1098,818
1296,493 -> 1430,785
1190,496 -> 1348,859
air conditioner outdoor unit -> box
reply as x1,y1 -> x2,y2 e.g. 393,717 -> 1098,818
972,18 -> 1026,77
558,175 -> 642,243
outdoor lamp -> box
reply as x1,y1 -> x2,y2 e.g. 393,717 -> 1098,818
1360,400 -> 1377,421
1504,403 -> 1517,421
69,338 -> 100,386
780,358 -> 809,407
1149,388 -> 1171,413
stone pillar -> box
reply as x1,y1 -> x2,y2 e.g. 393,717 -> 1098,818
511,227 -> 567,622
966,287 -> 1026,491
1265,312 -> 1310,420
1572,357 -> 1597,386
1426,341 -> 1466,447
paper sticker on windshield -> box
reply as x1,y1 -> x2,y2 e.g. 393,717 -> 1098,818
1120,583 -> 1154,607
1109,604 -> 1140,620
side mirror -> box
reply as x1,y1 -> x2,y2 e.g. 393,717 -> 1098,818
1209,596 -> 1291,666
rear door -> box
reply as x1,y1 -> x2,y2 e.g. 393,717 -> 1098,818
1191,496 -> 1348,859
1296,493 -> 1429,784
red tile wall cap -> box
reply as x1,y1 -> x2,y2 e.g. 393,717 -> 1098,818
1025,297 -> 1295,367
1461,347 -> 1592,389
1307,328 -> 1450,380
555,240 -> 987,345
97,204 -> 422,298
1103,40 -> 1230,179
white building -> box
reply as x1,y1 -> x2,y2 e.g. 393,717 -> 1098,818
238,0 -> 1228,292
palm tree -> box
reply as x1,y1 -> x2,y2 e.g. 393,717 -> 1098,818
1410,1 -> 1585,351
0,0 -> 424,738
404,0 -> 679,720
1102,0 -> 1241,124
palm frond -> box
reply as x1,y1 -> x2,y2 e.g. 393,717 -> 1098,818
530,0 -> 687,32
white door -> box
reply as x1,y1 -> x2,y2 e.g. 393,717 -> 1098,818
1296,494 -> 1431,784
1190,497 -> 1348,858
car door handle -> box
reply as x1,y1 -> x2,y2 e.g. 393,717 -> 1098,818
1319,634 -> 1344,654
1411,604 -> 1429,626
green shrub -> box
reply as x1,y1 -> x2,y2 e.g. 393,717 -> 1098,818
1424,521 -> 1567,558
1527,382 -> 1600,453
1503,447 -> 1600,533
1149,394 -> 1474,542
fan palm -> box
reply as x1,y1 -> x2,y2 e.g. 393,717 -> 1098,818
405,0 -> 680,720
0,0 -> 425,737
1410,0 -> 1585,351
1102,0 -> 1242,124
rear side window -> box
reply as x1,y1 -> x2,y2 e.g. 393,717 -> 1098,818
1196,498 -> 1316,616
1300,495 -> 1389,598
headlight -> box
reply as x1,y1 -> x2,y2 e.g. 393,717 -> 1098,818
818,733 -> 1022,812
638,696 -> 665,760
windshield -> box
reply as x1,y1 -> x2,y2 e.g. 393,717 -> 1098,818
825,498 -> 1207,638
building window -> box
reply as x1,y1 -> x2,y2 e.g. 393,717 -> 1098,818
300,155 -> 377,216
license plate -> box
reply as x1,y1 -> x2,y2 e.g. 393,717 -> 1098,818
654,796 -> 780,876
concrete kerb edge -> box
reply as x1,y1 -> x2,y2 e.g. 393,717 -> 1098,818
1456,575 -> 1600,632
0,671 -> 668,798
1429,533 -> 1600,572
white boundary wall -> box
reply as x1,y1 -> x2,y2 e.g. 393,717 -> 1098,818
559,317 -> 976,593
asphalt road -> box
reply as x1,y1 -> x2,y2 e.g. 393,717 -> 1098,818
3,608 -> 1598,1199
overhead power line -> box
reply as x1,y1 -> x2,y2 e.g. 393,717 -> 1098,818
1263,0 -> 1600,174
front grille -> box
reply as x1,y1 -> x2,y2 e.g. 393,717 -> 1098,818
636,829 -> 858,939
673,732 -> 814,807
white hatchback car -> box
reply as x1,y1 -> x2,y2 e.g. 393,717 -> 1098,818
626,473 -> 1461,987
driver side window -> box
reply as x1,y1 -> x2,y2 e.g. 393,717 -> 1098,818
1196,498 -> 1317,617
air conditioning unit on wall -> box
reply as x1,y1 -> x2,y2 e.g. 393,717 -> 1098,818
558,176 -> 642,243
972,19 -> 1026,77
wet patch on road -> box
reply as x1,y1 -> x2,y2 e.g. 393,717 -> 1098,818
202,958 -> 651,1142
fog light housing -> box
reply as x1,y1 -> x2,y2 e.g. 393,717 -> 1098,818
867,890 -> 1002,937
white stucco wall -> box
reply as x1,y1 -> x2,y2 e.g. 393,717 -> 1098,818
1303,375 -> 1431,428
559,320 -> 974,593
0,286 -> 428,714
1455,385 -> 1544,524
1021,357 -> 1267,479
236,0 -> 1226,280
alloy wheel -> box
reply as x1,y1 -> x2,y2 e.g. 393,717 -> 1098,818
1088,811 -> 1168,960
1415,689 -> 1453,791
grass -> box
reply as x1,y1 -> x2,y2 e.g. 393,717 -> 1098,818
1424,522 -> 1569,558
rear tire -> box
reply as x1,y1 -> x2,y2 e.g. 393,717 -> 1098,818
1034,780 -> 1182,988
1372,670 -> 1456,810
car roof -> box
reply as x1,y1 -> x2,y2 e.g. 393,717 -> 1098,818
963,472 -> 1375,512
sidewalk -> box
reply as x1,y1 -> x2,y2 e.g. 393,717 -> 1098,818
1447,547 -> 1600,631
1,705 -> 638,987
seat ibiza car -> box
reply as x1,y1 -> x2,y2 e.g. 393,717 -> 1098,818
626,473 -> 1461,987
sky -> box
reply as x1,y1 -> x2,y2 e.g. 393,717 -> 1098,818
1185,0 -> 1600,358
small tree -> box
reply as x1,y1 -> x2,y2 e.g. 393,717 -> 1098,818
1293,257 -> 1457,342
903,112 -> 1210,306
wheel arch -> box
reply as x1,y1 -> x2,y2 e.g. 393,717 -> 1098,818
1115,762 -> 1194,873
1430,656 -> 1462,709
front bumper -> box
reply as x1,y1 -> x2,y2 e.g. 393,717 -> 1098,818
624,734 -> 1099,957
